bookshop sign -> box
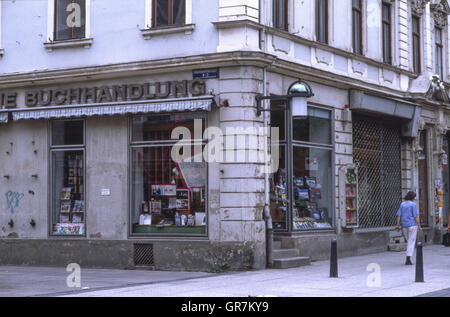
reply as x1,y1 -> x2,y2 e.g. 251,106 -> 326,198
0,79 -> 207,108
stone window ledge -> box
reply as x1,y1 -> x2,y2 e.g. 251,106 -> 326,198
141,24 -> 195,40
44,38 -> 93,51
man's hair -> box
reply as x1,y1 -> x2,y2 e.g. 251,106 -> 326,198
404,191 -> 416,201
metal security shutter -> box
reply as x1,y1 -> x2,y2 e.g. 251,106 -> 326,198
353,114 -> 402,229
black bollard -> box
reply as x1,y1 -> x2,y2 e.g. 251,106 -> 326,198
330,239 -> 338,278
415,242 -> 424,282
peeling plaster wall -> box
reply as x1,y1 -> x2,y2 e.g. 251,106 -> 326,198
0,119 -> 48,239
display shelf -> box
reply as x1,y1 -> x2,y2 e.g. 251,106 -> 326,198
339,166 -> 359,228
133,224 -> 206,234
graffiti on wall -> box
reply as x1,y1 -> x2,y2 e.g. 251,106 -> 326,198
5,191 -> 24,214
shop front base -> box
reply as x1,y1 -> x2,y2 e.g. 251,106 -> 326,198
0,238 -> 265,272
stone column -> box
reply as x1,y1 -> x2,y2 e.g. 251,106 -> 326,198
216,66 -> 266,269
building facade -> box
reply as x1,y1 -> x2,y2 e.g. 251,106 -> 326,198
0,0 -> 449,271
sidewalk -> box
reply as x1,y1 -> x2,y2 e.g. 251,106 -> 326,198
1,244 -> 449,297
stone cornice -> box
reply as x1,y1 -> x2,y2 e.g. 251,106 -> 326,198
0,51 -> 434,106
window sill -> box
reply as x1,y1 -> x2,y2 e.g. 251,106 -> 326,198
44,38 -> 93,52
140,24 -> 195,40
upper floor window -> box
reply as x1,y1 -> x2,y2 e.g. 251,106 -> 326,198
152,0 -> 185,27
273,0 -> 288,31
352,0 -> 363,55
382,2 -> 392,64
316,0 -> 328,43
54,0 -> 86,41
435,27 -> 444,79
412,15 -> 421,73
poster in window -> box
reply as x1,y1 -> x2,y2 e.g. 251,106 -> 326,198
151,185 -> 162,196
305,177 -> 317,188
151,201 -> 162,214
293,177 -> 304,187
162,185 -> 177,196
176,189 -> 189,210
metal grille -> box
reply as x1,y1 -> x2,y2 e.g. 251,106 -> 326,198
353,114 -> 402,229
133,243 -> 154,266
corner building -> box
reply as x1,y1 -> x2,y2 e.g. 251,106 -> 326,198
0,0 -> 449,271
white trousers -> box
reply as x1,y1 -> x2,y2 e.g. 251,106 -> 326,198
402,226 -> 418,257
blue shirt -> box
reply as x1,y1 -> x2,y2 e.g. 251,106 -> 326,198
396,201 -> 419,228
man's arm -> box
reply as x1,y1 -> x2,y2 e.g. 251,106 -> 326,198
396,216 -> 401,231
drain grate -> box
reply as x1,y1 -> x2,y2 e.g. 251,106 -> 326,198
134,243 -> 154,266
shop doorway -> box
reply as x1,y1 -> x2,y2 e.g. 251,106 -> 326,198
352,114 -> 402,229
417,130 -> 429,226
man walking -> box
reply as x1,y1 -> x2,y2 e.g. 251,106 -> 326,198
396,191 -> 422,265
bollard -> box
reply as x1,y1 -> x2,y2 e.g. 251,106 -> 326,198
330,239 -> 338,278
415,242 -> 424,283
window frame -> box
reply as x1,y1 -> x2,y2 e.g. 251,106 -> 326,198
49,0 -> 90,42
435,26 -> 444,79
269,102 -> 335,233
316,0 -> 328,44
146,0 -> 192,29
273,0 -> 289,31
412,14 -> 421,74
49,119 -> 86,237
352,0 -> 363,55
382,2 -> 392,64
151,0 -> 185,28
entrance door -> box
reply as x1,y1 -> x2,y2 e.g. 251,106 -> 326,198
353,114 -> 402,229
417,130 -> 429,226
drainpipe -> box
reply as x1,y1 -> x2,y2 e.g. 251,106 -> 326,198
259,0 -> 273,268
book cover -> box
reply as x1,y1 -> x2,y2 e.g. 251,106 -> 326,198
60,187 -> 72,200
60,201 -> 71,213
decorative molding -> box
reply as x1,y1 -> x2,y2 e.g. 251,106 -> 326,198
430,0 -> 450,27
140,24 -> 195,40
411,0 -> 430,16
43,38 -> 93,51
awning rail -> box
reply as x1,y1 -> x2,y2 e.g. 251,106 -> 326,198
0,96 -> 216,122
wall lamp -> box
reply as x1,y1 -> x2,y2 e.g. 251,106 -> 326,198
255,79 -> 314,117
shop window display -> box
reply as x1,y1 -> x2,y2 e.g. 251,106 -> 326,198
292,146 -> 332,230
131,113 -> 207,235
51,120 -> 85,235
270,103 -> 333,231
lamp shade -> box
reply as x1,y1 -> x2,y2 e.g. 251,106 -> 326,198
291,97 -> 307,117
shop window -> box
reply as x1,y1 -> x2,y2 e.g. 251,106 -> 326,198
54,0 -> 86,41
293,107 -> 331,145
152,0 -> 185,27
273,0 -> 288,31
270,104 -> 333,231
292,146 -> 333,230
50,120 -> 85,236
130,113 -> 207,235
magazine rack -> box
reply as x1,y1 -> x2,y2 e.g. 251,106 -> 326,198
338,164 -> 359,228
